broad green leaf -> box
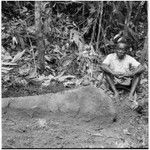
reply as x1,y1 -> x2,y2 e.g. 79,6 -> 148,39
2,33 -> 9,39
140,78 -> 148,85
27,25 -> 37,34
45,55 -> 51,61
2,69 -> 9,74
12,37 -> 18,45
27,69 -> 37,79
63,81 -> 75,87
75,79 -> 82,86
56,75 -> 75,82
2,46 -> 12,61
12,49 -> 26,62
2,62 -> 17,66
42,80 -> 51,87
2,54 -> 12,61
2,67 -> 13,71
48,74 -> 55,80
19,64 -> 30,75
38,75 -> 48,81
62,59 -> 72,67
2,67 -> 13,74
70,29 -> 84,51
2,74 -> 10,81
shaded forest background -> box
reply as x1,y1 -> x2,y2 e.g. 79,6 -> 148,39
2,1 -> 148,97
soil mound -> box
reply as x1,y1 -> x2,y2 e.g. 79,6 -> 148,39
2,86 -> 116,118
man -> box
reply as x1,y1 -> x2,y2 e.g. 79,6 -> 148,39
101,42 -> 145,108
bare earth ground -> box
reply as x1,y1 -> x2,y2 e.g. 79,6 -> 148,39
2,82 -> 148,148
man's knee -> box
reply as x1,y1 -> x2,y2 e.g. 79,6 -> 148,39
132,74 -> 141,82
131,75 -> 141,88
104,72 -> 114,80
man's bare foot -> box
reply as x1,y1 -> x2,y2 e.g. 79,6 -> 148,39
128,94 -> 138,109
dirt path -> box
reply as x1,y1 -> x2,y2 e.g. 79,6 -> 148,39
2,83 -> 148,148
2,103 -> 148,148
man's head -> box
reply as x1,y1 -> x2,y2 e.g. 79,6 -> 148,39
116,43 -> 127,60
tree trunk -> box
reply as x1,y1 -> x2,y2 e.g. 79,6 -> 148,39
96,1 -> 103,54
35,1 -> 45,74
140,36 -> 148,64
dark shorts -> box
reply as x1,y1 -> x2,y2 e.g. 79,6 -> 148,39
113,76 -> 132,86
115,83 -> 131,91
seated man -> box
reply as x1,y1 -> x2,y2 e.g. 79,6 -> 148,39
101,42 -> 145,107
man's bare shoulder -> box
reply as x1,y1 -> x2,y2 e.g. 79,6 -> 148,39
125,54 -> 141,66
103,53 -> 116,64
125,54 -> 137,60
126,54 -> 133,58
106,53 -> 116,58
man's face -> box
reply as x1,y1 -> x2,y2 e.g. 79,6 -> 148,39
116,44 -> 126,59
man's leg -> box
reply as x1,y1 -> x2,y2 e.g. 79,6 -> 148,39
129,75 -> 141,97
105,73 -> 119,98
128,75 -> 141,109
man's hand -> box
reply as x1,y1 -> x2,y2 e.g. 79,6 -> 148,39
124,64 -> 145,77
113,72 -> 124,78
124,72 -> 134,77
113,71 -> 134,78
101,64 -> 115,76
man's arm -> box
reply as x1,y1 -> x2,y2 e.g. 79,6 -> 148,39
133,64 -> 145,75
125,64 -> 145,77
101,53 -> 120,77
101,63 -> 117,76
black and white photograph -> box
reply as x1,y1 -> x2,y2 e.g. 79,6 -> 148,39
2,1 -> 148,148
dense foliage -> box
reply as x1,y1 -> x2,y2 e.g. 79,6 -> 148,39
2,1 -> 148,93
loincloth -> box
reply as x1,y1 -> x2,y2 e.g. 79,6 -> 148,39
113,76 -> 132,86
